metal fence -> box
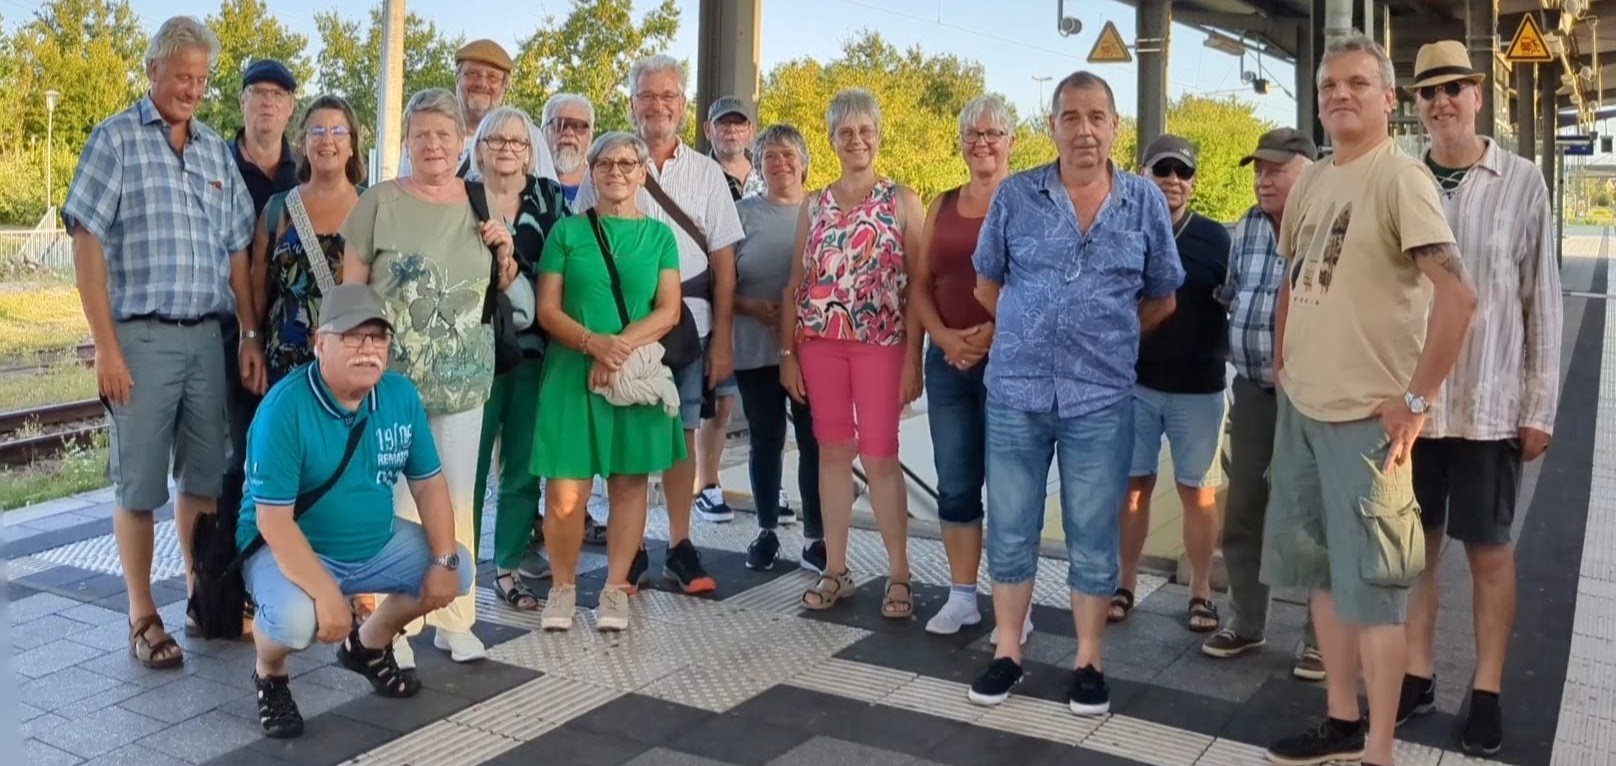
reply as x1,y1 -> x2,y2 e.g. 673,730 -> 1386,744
0,228 -> 72,273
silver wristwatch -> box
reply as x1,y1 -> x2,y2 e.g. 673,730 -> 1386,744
431,552 -> 460,571
1404,391 -> 1429,415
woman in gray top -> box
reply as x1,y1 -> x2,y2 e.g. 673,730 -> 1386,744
731,124 -> 824,574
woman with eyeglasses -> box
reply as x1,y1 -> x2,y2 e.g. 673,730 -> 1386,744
341,88 -> 535,666
463,106 -> 573,613
530,132 -> 685,633
252,95 -> 366,386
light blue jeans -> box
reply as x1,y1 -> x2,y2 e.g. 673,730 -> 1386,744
984,398 -> 1133,596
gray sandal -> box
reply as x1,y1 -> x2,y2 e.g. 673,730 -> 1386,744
801,570 -> 855,610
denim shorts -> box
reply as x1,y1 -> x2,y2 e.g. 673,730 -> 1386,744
924,344 -> 988,526
984,397 -> 1133,596
673,337 -> 710,430
1128,385 -> 1228,487
243,520 -> 474,650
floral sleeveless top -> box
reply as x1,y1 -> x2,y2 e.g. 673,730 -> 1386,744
794,178 -> 908,346
263,220 -> 345,386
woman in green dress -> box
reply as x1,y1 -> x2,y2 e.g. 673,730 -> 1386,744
533,131 -> 686,632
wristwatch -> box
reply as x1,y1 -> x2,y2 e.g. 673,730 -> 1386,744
431,553 -> 460,571
1404,391 -> 1429,415
240,330 -> 261,341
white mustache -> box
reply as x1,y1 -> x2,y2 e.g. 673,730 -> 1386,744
554,146 -> 586,174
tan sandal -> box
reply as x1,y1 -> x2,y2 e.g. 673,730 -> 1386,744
801,570 -> 855,610
881,579 -> 913,619
129,615 -> 183,669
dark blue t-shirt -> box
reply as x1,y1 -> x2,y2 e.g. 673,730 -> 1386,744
1136,212 -> 1232,394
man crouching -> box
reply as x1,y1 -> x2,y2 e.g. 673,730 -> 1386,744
236,283 -> 473,738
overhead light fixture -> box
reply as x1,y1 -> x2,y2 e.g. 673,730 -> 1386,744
1203,32 -> 1244,56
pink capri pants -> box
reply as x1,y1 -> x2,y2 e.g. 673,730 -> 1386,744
797,338 -> 905,458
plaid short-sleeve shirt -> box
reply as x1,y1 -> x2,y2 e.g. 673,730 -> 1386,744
61,96 -> 256,321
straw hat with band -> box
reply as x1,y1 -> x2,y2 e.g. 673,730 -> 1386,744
1410,40 -> 1486,91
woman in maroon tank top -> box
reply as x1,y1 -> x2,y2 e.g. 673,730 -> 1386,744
907,95 -> 1017,637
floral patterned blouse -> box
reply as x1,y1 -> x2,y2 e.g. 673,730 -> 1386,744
261,194 -> 346,385
794,178 -> 908,346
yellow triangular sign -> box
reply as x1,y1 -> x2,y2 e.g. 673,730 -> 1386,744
1505,14 -> 1554,63
1088,21 -> 1132,64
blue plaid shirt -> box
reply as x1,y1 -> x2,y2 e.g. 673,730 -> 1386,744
973,162 -> 1184,419
61,96 -> 255,321
1215,205 -> 1285,387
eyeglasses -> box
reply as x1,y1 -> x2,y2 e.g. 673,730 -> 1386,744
482,136 -> 531,151
308,125 -> 351,141
592,158 -> 642,176
246,86 -> 291,102
546,117 -> 592,135
461,69 -> 506,85
961,129 -> 1008,146
1151,161 -> 1194,180
337,330 -> 392,349
1416,81 -> 1468,101
634,91 -> 684,105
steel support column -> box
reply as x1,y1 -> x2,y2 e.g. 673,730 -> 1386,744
1136,0 -> 1171,162
696,0 -> 761,153
1541,63 -> 1557,196
1516,64 -> 1535,161
1467,0 -> 1497,137
1297,28 -> 1317,138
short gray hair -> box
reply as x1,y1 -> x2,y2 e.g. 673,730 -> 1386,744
1318,31 -> 1396,90
145,16 -> 220,68
957,95 -> 1012,136
752,123 -> 811,181
628,54 -> 687,95
403,88 -> 465,138
587,131 -> 651,169
1051,71 -> 1116,116
468,106 -> 537,181
542,93 -> 595,127
827,88 -> 881,138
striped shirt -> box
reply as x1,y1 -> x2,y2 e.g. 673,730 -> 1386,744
1423,138 -> 1562,440
61,97 -> 256,321
1216,206 -> 1285,388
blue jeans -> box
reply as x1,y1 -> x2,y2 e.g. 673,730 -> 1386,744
924,345 -> 987,526
735,366 -> 822,536
1127,384 -> 1228,487
984,397 -> 1133,596
243,520 -> 474,650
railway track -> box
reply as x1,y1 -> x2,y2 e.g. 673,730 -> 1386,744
0,341 -> 95,376
0,398 -> 104,466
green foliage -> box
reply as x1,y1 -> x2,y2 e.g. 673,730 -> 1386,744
312,4 -> 463,142
508,0 -> 681,135
196,0 -> 313,137
0,140 -> 74,225
1111,95 -> 1273,223
2,0 -> 146,150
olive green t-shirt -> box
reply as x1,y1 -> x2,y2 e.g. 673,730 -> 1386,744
341,180 -> 495,415
1277,139 -> 1456,422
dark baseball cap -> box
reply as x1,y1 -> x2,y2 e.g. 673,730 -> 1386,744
1142,134 -> 1196,170
707,95 -> 751,123
243,59 -> 296,92
1240,128 -> 1318,166
317,284 -> 392,334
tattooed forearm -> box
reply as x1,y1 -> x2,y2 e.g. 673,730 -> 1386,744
1407,242 -> 1467,281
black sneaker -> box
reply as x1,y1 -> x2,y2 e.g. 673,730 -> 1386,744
746,529 -> 780,571
694,484 -> 734,523
1266,718 -> 1365,765
336,625 -> 422,698
967,657 -> 1024,706
253,672 -> 304,738
800,539 -> 828,574
1461,690 -> 1503,755
1067,665 -> 1110,716
627,547 -> 650,595
1395,674 -> 1435,725
665,539 -> 717,594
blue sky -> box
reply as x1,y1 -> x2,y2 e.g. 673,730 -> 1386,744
113,0 -> 1302,127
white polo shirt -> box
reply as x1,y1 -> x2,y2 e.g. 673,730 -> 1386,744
575,139 -> 744,337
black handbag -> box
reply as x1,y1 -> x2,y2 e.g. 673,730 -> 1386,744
586,209 -> 703,371
189,416 -> 367,640
466,180 -> 523,375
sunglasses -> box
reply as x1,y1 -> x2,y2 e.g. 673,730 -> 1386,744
1417,81 -> 1469,101
1151,161 -> 1194,180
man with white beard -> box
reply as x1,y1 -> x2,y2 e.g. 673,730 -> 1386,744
399,40 -> 556,181
542,93 -> 594,205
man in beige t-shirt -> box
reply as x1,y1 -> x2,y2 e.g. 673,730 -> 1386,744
1257,33 -> 1478,766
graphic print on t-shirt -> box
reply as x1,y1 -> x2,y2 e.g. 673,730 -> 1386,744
1290,203 -> 1352,303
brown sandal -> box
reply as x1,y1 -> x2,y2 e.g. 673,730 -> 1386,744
801,570 -> 855,610
1188,597 -> 1220,633
129,615 -> 183,669
881,579 -> 913,619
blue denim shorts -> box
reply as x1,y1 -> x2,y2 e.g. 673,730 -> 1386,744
1128,385 -> 1229,487
924,344 -> 988,526
984,397 -> 1133,597
674,338 -> 710,430
243,520 -> 473,650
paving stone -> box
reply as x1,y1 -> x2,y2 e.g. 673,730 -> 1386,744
4,494 -> 92,523
622,747 -> 741,766
19,511 -> 102,532
79,647 -> 200,688
20,666 -> 126,711
120,675 -> 246,724
297,665 -> 374,696
59,602 -> 127,626
80,744 -> 193,766
50,682 -> 147,721
765,736 -> 921,766
9,592 -> 83,623
23,713 -> 70,740
12,614 -> 86,651
217,682 -> 364,723
20,701 -> 46,721
68,619 -> 148,652
140,710 -> 266,763
23,738 -> 84,766
33,704 -> 166,759
15,640 -> 109,679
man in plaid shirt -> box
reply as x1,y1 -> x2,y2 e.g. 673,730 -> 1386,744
1202,128 -> 1323,679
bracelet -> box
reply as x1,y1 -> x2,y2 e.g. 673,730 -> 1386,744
580,330 -> 594,352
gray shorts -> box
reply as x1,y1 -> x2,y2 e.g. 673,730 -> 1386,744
104,318 -> 230,511
1258,393 -> 1427,626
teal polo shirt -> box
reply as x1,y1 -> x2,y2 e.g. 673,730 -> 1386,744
237,363 -> 442,563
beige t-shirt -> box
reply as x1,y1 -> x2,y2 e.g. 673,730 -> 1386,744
1277,139 -> 1455,423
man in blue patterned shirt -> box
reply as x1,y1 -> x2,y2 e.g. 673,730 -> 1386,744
1201,128 -> 1324,680
62,16 -> 257,670
965,70 -> 1184,717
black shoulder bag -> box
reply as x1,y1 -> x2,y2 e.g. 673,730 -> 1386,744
188,417 -> 368,640
632,178 -> 706,371
586,209 -> 701,371
466,180 -> 523,375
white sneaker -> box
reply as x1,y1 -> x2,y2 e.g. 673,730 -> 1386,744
925,596 -> 983,635
988,611 -> 1034,646
777,489 -> 797,525
596,585 -> 630,632
391,634 -> 416,669
542,584 -> 576,631
433,629 -> 487,663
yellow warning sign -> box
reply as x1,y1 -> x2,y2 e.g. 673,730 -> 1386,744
1087,21 -> 1132,64
1505,14 -> 1554,63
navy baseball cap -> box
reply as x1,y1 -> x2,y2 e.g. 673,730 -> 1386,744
243,59 -> 296,92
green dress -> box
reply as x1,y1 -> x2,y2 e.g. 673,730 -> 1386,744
531,214 -> 687,479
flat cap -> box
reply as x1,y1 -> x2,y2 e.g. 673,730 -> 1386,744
243,59 -> 296,92
456,39 -> 513,72
1239,128 -> 1319,166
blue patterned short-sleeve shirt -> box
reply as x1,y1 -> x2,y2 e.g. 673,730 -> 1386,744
973,162 -> 1185,419
61,96 -> 256,321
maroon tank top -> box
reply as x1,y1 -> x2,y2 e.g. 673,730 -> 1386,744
930,187 -> 993,330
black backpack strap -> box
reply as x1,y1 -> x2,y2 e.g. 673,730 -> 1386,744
231,416 -> 368,569
465,180 -> 503,325
586,209 -> 633,332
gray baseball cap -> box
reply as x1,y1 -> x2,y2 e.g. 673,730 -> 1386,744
706,95 -> 751,123
1142,134 -> 1196,170
1240,128 -> 1319,166
317,284 -> 392,333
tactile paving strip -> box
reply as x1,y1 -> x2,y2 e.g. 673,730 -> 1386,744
340,720 -> 521,766
978,695 -> 1101,745
1084,714 -> 1214,766
449,675 -> 620,737
1193,738 -> 1269,766
880,674 -> 986,724
35,519 -> 185,580
786,657 -> 916,702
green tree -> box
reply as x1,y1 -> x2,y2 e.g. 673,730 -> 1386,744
1112,95 -> 1273,223
507,0 -> 681,134
4,0 -> 146,150
313,4 -> 463,142
197,0 -> 312,136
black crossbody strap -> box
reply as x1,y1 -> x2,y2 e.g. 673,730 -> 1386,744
586,209 -> 633,332
231,416 -> 368,569
465,180 -> 500,324
642,175 -> 710,253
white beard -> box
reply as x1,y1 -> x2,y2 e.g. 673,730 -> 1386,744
554,145 -> 585,175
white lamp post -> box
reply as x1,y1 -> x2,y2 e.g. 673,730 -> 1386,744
44,89 -> 60,216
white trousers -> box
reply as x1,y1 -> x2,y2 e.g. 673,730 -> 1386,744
388,405 -> 484,635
